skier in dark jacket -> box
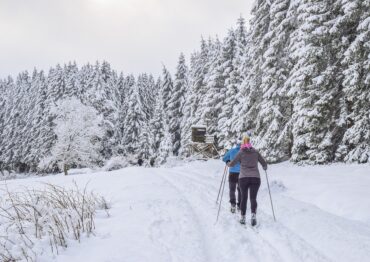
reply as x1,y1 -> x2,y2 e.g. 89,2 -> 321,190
228,135 -> 267,226
222,143 -> 241,213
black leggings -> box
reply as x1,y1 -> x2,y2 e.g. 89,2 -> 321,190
239,177 -> 261,216
228,172 -> 241,206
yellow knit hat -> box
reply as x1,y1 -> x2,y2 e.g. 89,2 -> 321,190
242,134 -> 250,145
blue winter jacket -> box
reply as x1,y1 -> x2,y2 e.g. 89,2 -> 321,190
222,145 -> 241,173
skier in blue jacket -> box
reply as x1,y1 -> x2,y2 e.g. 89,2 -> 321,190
223,143 -> 241,213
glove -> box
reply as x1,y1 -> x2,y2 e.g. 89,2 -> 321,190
226,160 -> 230,164
263,166 -> 267,171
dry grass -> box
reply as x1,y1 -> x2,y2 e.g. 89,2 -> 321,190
0,182 -> 110,261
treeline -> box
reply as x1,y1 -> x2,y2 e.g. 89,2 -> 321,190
1,0 -> 369,173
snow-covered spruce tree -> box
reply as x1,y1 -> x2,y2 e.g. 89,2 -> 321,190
90,61 -> 120,158
11,72 -> 32,172
149,79 -> 165,159
287,0 -> 341,164
121,78 -> 147,157
167,53 -> 189,155
217,29 -> 238,148
232,30 -> 254,137
39,98 -> 104,175
177,52 -> 203,157
137,74 -> 157,161
138,123 -> 153,161
229,16 -> 248,140
0,77 -> 16,171
199,37 -> 223,139
63,62 -> 79,99
137,73 -> 157,121
46,64 -> 65,103
190,38 -> 211,126
160,66 -> 174,153
112,73 -> 129,155
161,66 -> 173,111
253,0 -> 294,163
335,0 -> 370,163
178,86 -> 193,157
0,79 -> 8,170
156,122 -> 173,165
234,0 -> 272,148
23,70 -> 50,171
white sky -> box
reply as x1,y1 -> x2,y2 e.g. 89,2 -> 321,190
0,0 -> 254,78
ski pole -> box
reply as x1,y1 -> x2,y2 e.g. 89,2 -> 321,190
216,165 -> 227,204
216,166 -> 228,223
264,170 -> 276,222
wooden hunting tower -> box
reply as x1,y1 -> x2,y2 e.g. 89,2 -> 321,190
189,125 -> 219,159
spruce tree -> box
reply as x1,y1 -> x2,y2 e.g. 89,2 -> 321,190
254,0 -> 294,162
234,0 -> 272,147
190,38 -> 211,125
168,53 -> 189,155
200,37 -> 223,138
335,0 -> 370,163
160,66 -> 174,155
122,79 -> 147,156
217,29 -> 238,148
288,0 -> 341,164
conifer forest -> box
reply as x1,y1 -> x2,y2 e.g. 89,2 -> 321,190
0,0 -> 369,173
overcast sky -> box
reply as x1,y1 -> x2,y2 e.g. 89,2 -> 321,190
0,0 -> 253,78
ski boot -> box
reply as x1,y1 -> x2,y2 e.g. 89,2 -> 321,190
237,204 -> 240,212
230,205 -> 236,213
240,215 -> 246,225
251,213 -> 257,227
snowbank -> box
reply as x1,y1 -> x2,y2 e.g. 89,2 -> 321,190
1,160 -> 369,261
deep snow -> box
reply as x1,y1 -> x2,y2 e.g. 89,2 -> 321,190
1,160 -> 370,262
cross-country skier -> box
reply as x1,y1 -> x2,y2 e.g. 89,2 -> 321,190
222,142 -> 241,213
228,135 -> 267,226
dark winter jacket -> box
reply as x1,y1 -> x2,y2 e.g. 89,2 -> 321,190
222,145 -> 241,173
228,147 -> 267,179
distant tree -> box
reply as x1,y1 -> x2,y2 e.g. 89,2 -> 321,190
168,54 -> 189,155
149,78 -> 165,157
122,79 -> 147,156
156,122 -> 172,165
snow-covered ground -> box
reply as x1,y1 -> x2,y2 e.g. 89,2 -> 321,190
2,160 -> 370,262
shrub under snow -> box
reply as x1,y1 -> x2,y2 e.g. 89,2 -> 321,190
103,156 -> 132,171
0,183 -> 109,261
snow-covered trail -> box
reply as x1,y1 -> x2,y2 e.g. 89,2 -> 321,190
157,168 -> 329,262
158,164 -> 370,262
2,160 -> 370,262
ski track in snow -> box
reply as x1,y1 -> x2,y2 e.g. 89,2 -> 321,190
150,170 -> 211,262
3,161 -> 370,262
162,168 -> 330,262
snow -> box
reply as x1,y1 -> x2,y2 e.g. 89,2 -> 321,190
191,125 -> 207,128
1,160 -> 370,262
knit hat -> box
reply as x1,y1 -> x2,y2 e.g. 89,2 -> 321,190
242,132 -> 251,145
